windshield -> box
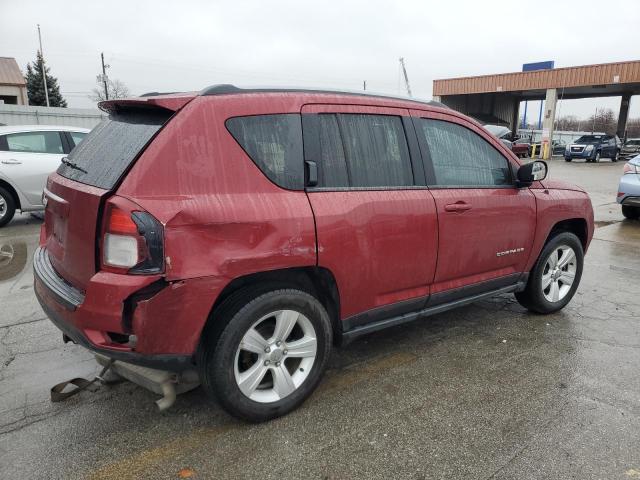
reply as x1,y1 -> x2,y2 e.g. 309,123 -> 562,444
625,139 -> 640,146
575,135 -> 604,144
57,108 -> 171,189
483,125 -> 510,138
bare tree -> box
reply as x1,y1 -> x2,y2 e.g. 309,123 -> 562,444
585,108 -> 617,134
89,79 -> 131,102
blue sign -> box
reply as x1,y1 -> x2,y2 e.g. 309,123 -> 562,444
522,61 -> 555,72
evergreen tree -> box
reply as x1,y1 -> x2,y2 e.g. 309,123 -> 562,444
25,51 -> 67,107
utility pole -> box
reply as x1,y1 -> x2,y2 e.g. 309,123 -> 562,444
592,107 -> 598,133
101,52 -> 110,100
399,57 -> 412,97
37,24 -> 50,107
363,80 -> 366,91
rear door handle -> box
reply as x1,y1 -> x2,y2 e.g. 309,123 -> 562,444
1,159 -> 21,165
444,202 -> 472,212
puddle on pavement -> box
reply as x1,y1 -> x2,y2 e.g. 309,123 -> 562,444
0,240 -> 28,283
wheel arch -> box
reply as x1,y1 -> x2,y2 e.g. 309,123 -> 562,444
202,266 -> 342,348
0,179 -> 21,210
547,218 -> 588,250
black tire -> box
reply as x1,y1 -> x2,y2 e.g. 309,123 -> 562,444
595,151 -> 601,162
622,205 -> 640,220
0,187 -> 16,228
199,288 -> 332,422
565,158 -> 572,162
515,232 -> 584,314
611,150 -> 618,162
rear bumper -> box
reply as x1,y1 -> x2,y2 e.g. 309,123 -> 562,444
33,246 -> 223,371
617,174 -> 640,204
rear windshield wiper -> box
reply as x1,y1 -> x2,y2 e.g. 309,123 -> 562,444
61,157 -> 88,174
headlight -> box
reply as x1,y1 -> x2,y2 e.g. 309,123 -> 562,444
623,162 -> 640,174
585,145 -> 594,153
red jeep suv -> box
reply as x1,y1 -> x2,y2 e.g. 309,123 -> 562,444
34,86 -> 594,421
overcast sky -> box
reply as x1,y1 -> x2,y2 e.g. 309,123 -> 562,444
2,0 -> 639,122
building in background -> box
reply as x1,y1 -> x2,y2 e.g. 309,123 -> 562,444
0,57 -> 28,105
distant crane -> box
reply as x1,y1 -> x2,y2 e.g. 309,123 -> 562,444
399,57 -> 412,97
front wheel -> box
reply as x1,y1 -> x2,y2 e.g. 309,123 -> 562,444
595,151 -> 601,162
622,205 -> 640,220
199,288 -> 332,422
515,232 -> 584,314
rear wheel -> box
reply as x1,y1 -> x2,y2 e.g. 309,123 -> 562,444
199,288 -> 332,422
622,205 -> 640,220
0,187 -> 16,228
515,232 -> 584,314
595,151 -> 601,162
611,150 -> 618,162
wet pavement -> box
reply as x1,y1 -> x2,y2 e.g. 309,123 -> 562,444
1,160 -> 639,479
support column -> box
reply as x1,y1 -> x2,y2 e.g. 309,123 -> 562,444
510,97 -> 520,137
541,88 -> 557,160
617,93 -> 631,141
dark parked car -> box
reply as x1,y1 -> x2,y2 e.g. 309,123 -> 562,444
35,86 -> 594,422
564,134 -> 620,162
619,138 -> 640,162
529,140 -> 566,157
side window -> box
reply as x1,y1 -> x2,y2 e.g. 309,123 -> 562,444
70,131 -> 87,147
338,114 -> 413,187
4,131 -> 64,154
226,114 -> 304,190
317,114 -> 349,188
419,119 -> 512,187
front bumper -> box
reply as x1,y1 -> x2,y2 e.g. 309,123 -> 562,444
33,246 -> 222,371
565,149 -> 595,160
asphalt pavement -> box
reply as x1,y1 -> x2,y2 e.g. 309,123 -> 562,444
1,158 -> 639,479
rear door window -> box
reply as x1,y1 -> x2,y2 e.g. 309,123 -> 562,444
69,131 -> 87,147
57,108 -> 172,189
1,131 -> 64,154
339,114 -> 413,188
418,119 -> 512,187
226,114 -> 304,190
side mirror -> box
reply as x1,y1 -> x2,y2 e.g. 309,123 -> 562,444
517,160 -> 547,187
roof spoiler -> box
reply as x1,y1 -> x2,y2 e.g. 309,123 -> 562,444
98,93 -> 196,114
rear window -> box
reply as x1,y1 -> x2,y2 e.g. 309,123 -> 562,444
57,108 -> 171,189
226,114 -> 304,190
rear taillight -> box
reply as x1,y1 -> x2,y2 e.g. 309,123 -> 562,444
623,162 -> 640,174
101,198 -> 164,275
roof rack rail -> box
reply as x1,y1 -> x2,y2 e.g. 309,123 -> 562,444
198,84 -> 448,108
139,91 -> 181,97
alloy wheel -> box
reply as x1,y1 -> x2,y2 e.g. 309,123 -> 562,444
541,245 -> 577,303
0,195 -> 6,219
234,309 -> 317,403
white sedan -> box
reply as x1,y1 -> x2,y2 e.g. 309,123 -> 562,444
0,125 -> 90,227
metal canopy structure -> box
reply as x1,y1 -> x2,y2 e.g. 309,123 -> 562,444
432,60 -> 640,157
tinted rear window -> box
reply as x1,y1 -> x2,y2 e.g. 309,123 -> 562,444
57,109 -> 171,189
226,114 -> 304,190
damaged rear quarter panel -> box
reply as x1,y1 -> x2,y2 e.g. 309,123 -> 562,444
116,95 -> 317,283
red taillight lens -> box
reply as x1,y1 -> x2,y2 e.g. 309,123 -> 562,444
623,162 -> 640,174
107,208 -> 139,234
101,199 -> 164,274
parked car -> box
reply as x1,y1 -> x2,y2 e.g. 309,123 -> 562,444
619,138 -> 640,162
564,134 -> 620,162
34,87 -> 594,422
528,140 -> 567,157
617,155 -> 640,219
483,124 -> 529,157
0,125 -> 89,227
